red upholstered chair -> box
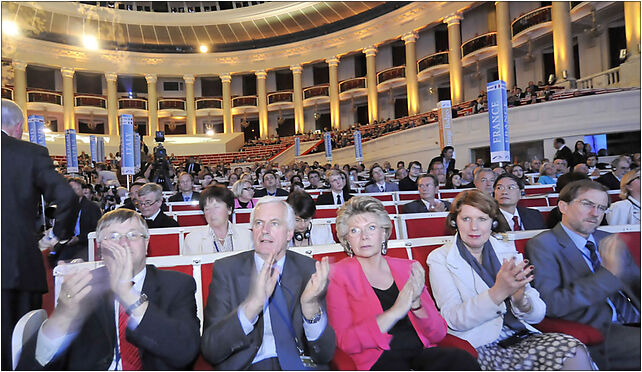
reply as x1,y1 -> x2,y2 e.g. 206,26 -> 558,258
235,211 -> 252,223
169,202 -> 201,212
148,232 -> 180,256
517,196 -> 549,207
402,213 -> 452,239
330,347 -> 357,370
619,231 -> 641,267
533,318 -> 604,345
397,191 -> 420,201
316,206 -> 339,218
438,189 -> 461,199
524,184 -> 555,195
176,213 -> 207,226
370,193 -> 395,202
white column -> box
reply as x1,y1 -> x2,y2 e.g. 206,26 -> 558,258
183,74 -> 196,134
145,74 -> 158,135
61,67 -> 76,130
105,72 -> 118,135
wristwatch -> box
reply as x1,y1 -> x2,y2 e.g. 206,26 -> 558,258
126,293 -> 148,315
303,308 -> 323,324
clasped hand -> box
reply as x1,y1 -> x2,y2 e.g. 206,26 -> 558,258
100,239 -> 136,301
489,258 -> 534,305
393,262 -> 425,317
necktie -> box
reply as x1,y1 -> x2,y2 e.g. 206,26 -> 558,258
380,185 -> 385,192
269,283 -> 304,370
585,241 -> 640,323
74,210 -> 82,236
336,194 -> 342,205
118,304 -> 143,370
184,195 -> 191,202
512,216 -> 521,231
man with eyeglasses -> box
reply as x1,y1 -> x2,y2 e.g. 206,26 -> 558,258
596,155 -> 632,190
137,183 -> 179,228
493,174 -> 545,231
201,197 -> 336,370
16,209 -> 201,370
526,180 -> 640,370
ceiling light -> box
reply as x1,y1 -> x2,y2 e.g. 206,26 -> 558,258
2,20 -> 19,36
199,45 -> 208,53
82,35 -> 99,50
206,129 -> 214,136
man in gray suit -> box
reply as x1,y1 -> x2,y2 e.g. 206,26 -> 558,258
526,180 -> 640,370
201,197 -> 335,370
364,164 -> 399,193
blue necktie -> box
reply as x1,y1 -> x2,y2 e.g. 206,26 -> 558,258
269,283 -> 304,370
74,210 -> 82,237
184,195 -> 191,202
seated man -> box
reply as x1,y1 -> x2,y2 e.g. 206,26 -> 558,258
17,209 -> 201,369
493,173 -> 545,230
585,153 -> 602,176
459,163 -> 476,188
120,181 -> 146,211
473,167 -> 496,196
168,172 -> 201,202
526,180 -> 640,370
316,170 -> 353,206
137,183 -> 179,228
401,174 -> 450,213
427,158 -> 447,185
398,161 -> 422,191
364,164 -> 399,193
304,170 -> 327,190
553,158 -> 569,178
254,171 -> 289,197
201,197 -> 336,370
596,155 -> 632,190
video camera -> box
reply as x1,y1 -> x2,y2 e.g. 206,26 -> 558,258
153,131 -> 167,164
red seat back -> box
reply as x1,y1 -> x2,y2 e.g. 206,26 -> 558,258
405,216 -> 451,238
524,185 -> 554,195
235,212 -> 251,223
398,192 -> 419,201
171,204 -> 201,212
619,231 -> 641,267
201,262 -> 214,306
148,233 -> 180,256
158,264 -> 193,276
439,190 -> 460,199
410,244 -> 444,291
176,214 -> 207,226
315,207 -> 338,218
518,197 -> 548,207
371,194 -> 394,202
313,251 -> 348,264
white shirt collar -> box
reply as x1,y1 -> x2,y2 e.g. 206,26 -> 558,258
499,208 -> 521,231
146,208 -> 161,221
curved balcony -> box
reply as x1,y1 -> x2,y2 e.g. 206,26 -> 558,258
232,96 -> 257,108
417,52 -> 449,82
118,98 -> 147,110
196,97 -> 222,110
511,6 -> 552,41
158,98 -> 186,110
377,66 -> 406,85
339,77 -> 366,93
74,95 -> 106,108
27,90 -> 62,105
267,91 -> 293,105
304,85 -> 329,100
2,87 -> 13,100
462,32 -> 497,57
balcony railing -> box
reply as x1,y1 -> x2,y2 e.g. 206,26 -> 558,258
511,6 -> 552,37
232,96 -> 257,108
75,95 -> 107,108
377,66 -> 406,85
268,91 -> 293,104
339,77 -> 366,93
196,98 -> 222,109
27,90 -> 62,105
304,85 -> 329,99
158,99 -> 186,110
2,87 -> 13,100
461,32 -> 497,57
418,52 -> 449,72
118,98 -> 147,110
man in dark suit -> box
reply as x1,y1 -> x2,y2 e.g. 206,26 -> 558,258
401,175 -> 450,213
493,174 -> 545,230
364,164 -> 399,193
304,170 -> 328,190
596,155 -> 632,190
254,171 -> 289,197
553,137 -> 574,167
168,172 -> 201,202
398,161 -> 422,191
526,180 -> 640,370
201,197 -> 336,369
316,170 -> 353,206
17,209 -> 201,369
1,99 -> 80,370
120,181 -> 146,211
184,156 -> 201,176
137,183 -> 179,228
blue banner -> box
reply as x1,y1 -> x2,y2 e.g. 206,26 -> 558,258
324,132 -> 332,161
487,80 -> 510,163
65,129 -> 79,173
90,135 -> 97,163
353,130 -> 363,162
27,115 -> 46,147
294,137 -> 300,157
134,133 -> 141,170
120,114 -> 135,175
97,137 -> 105,163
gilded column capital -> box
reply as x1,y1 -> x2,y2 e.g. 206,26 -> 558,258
325,57 -> 339,67
12,60 -> 27,71
144,74 -> 157,84
255,70 -> 267,79
444,12 -> 463,26
105,72 -> 118,82
220,73 -> 231,83
363,46 -> 377,57
401,32 -> 418,44
183,74 -> 195,84
60,67 -> 75,78
290,64 -> 302,74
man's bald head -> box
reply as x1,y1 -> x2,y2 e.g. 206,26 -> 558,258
1,98 -> 24,138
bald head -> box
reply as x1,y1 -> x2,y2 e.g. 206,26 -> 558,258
1,99 -> 24,138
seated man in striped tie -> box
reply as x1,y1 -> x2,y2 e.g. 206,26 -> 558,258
201,197 -> 336,370
16,209 -> 201,370
526,180 -> 640,370
493,173 -> 545,231
168,172 -> 201,203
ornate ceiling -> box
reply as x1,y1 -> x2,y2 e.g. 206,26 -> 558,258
2,1 -> 410,53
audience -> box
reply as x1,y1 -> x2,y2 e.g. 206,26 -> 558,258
399,161 -> 423,191
572,140 -> 587,167
316,170 -> 353,206
537,163 -> 557,185
553,138 -> 574,168
286,191 -> 335,247
474,168 -> 496,196
168,172 -> 200,202
428,159 -> 447,185
596,155 -> 632,190
364,164 -> 399,193
445,172 -> 462,189
430,146 -> 456,176
401,175 -> 450,213
254,171 -> 289,197
493,174 -> 546,231
606,168 -> 640,225
137,183 -> 179,228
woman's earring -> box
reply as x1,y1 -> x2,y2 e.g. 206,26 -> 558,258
381,241 -> 387,255
345,242 -> 353,257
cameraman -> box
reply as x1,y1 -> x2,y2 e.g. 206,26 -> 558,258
145,143 -> 175,192
100,181 -> 121,213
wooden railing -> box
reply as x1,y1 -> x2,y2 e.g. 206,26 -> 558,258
75,95 -> 107,108
511,6 -> 552,37
417,52 -> 449,72
339,77 -> 366,93
461,32 -> 497,57
27,90 -> 63,105
377,66 -> 405,84
232,96 -> 258,107
158,98 -> 186,110
118,98 -> 147,110
196,98 -> 222,109
267,91 -> 293,104
304,85 -> 329,99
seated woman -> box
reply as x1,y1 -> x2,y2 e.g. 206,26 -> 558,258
507,164 -> 530,185
184,185 -> 252,254
232,179 -> 258,209
326,196 -> 480,371
286,191 -> 335,247
445,172 -> 462,189
537,162 -> 557,185
607,168 -> 640,225
427,190 -> 593,370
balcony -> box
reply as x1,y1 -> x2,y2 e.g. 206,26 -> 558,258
27,90 -> 62,105
158,98 -> 186,110
267,91 -> 293,105
377,66 -> 405,85
118,98 -> 147,110
304,85 -> 329,100
75,95 -> 107,108
339,77 -> 367,100
417,52 -> 449,81
232,96 -> 258,108
462,32 -> 497,57
2,87 -> 13,100
196,98 -> 222,110
511,6 -> 552,45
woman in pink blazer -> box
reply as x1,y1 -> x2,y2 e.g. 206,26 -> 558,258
326,196 -> 480,370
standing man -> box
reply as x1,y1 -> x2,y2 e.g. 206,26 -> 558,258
137,183 -> 179,228
427,159 -> 447,185
364,164 -> 399,193
401,175 -> 450,213
553,137 -> 574,167
526,180 -> 640,370
429,146 -> 456,176
168,172 -> 201,202
398,161 -> 422,191
1,98 -> 79,370
201,197 -> 336,369
184,156 -> 201,176
493,174 -> 545,230
316,170 -> 353,206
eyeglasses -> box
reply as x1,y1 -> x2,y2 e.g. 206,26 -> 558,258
347,224 -> 381,237
242,187 -> 254,191
495,184 -> 520,191
139,199 -> 160,207
573,199 -> 609,214
101,231 -> 148,242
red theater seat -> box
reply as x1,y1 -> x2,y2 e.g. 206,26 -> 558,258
403,214 -> 452,239
176,213 -> 207,226
517,196 -> 549,207
235,211 -> 252,223
315,207 -> 339,218
170,203 -> 201,212
619,231 -> 641,267
148,233 -> 180,256
524,185 -> 555,195
397,191 -> 420,201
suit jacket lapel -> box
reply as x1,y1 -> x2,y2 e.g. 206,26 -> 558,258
552,224 -> 593,277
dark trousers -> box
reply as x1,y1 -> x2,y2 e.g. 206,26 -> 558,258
1,289 -> 42,370
589,323 -> 641,370
371,346 -> 481,370
249,357 -> 281,370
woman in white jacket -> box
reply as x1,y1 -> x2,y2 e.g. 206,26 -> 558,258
427,190 -> 593,370
607,169 -> 640,225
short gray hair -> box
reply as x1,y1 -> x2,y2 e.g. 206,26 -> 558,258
96,209 -> 148,240
137,182 -> 162,200
1,98 -> 24,130
335,196 -> 392,249
250,196 -> 295,230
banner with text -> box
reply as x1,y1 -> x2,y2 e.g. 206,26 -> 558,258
120,114 -> 135,175
90,135 -> 97,163
324,132 -> 332,162
27,115 -> 46,147
487,80 -> 510,163
295,137 -> 300,156
353,130 -> 363,162
65,129 -> 79,173
437,100 -> 453,150
97,137 -> 105,163
134,133 -> 141,170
